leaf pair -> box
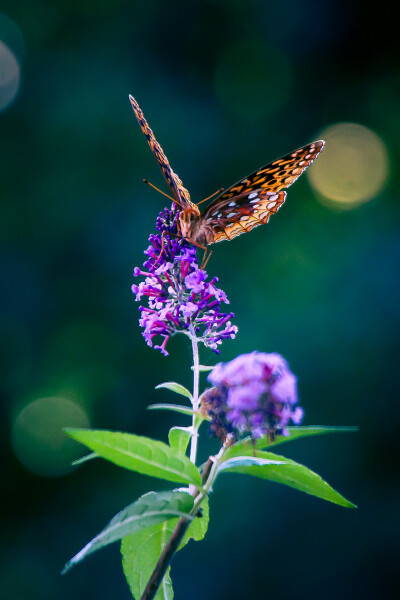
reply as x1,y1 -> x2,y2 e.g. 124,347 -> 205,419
63,428 -> 209,598
62,487 -> 209,600
150,380 -> 211,428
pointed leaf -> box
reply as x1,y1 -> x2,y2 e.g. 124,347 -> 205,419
121,496 -> 209,600
122,520 -> 174,600
218,456 -> 285,473
147,403 -> 196,417
168,427 -> 191,455
191,365 -> 215,372
155,382 -> 193,401
65,429 -> 201,487
226,426 -> 358,459
179,495 -> 209,549
71,452 -> 98,466
62,491 -> 194,574
194,412 -> 209,427
147,404 -> 210,423
220,449 -> 356,508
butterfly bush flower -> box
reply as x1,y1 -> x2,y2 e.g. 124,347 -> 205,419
132,207 -> 238,356
202,351 -> 303,440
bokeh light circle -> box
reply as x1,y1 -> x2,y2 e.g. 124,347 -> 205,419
307,123 -> 389,208
214,39 -> 293,121
11,397 -> 90,477
0,40 -> 20,111
0,15 -> 24,112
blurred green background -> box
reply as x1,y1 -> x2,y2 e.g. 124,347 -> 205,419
1,1 -> 399,599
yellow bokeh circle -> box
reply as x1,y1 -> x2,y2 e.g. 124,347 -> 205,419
11,396 -> 90,477
0,15 -> 24,112
307,123 -> 389,208
0,40 -> 20,111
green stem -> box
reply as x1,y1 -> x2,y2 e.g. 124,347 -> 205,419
140,327 -> 222,600
188,326 -> 200,492
140,449 -> 225,600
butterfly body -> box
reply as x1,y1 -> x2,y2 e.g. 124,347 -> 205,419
179,207 -> 212,247
129,95 -> 324,255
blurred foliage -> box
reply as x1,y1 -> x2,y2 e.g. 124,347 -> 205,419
1,1 -> 399,599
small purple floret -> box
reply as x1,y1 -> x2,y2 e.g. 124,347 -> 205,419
132,206 -> 238,355
203,351 -> 303,439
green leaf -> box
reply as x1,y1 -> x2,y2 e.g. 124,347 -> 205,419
71,452 -> 98,466
179,495 -> 209,549
122,520 -> 174,600
191,365 -> 215,372
62,491 -> 194,574
155,382 -> 193,401
217,456 -> 285,473
121,496 -> 209,600
147,404 -> 196,417
225,425 -> 358,459
220,449 -> 356,508
65,429 -> 202,487
168,427 -> 191,455
147,404 -> 210,423
194,412 -> 209,428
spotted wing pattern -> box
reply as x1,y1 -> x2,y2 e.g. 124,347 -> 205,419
213,140 -> 325,203
202,189 -> 287,244
199,140 -> 324,245
129,95 -> 192,208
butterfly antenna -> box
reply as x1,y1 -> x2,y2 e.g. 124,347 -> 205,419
143,179 -> 182,207
197,187 -> 224,206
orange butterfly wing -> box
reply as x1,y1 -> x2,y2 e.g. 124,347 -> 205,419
203,190 -> 287,244
201,141 -> 324,244
129,95 -> 193,208
213,141 -> 325,201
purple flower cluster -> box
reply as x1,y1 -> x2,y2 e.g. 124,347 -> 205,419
202,351 -> 303,440
132,207 -> 238,355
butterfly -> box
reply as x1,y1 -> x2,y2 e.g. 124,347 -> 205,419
129,95 -> 324,266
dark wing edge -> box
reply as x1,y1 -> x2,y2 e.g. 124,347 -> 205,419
129,95 -> 192,207
211,140 -> 325,203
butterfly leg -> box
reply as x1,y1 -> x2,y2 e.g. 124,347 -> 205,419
154,230 -> 186,265
154,229 -> 187,263
201,248 -> 213,269
154,229 -> 212,270
183,239 -> 212,269
154,229 -> 167,265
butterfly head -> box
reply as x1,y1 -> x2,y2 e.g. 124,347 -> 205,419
179,205 -> 210,245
